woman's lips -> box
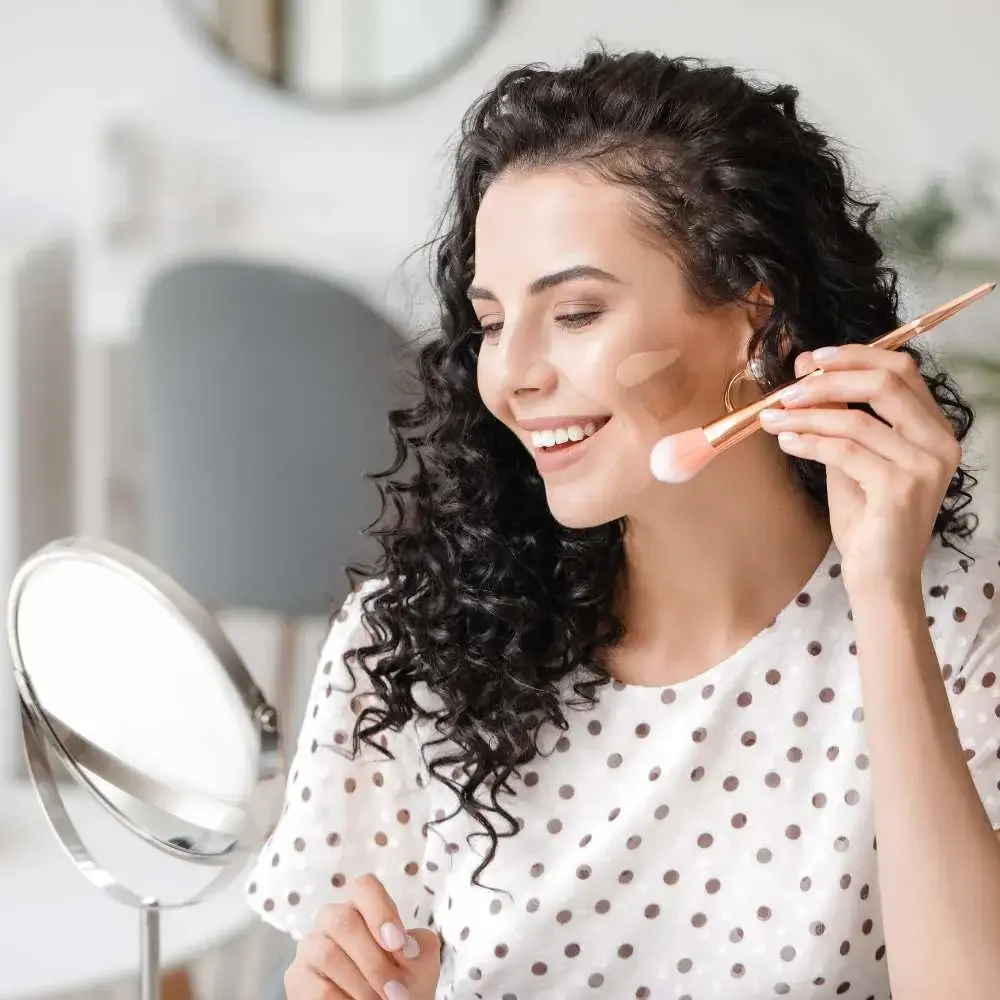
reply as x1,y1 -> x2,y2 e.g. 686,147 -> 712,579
530,418 -> 612,473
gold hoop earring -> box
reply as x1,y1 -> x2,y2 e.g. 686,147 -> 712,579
724,359 -> 765,413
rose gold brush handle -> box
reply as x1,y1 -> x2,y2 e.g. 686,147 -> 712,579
705,281 -> 997,450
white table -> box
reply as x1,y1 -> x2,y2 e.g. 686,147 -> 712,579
0,784 -> 265,1000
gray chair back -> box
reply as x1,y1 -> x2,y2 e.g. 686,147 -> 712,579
135,258 -> 407,617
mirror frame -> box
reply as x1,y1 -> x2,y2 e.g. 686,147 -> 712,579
165,0 -> 511,112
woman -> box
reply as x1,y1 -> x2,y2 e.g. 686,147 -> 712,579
247,50 -> 1000,1000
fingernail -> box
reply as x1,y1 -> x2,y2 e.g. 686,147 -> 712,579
402,935 -> 421,960
812,346 -> 839,362
758,408 -> 787,424
779,385 -> 805,404
379,922 -> 406,950
384,981 -> 410,1000
778,431 -> 801,447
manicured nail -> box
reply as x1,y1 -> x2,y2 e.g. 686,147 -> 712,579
384,981 -> 410,1000
777,431 -> 801,448
812,346 -> 839,362
779,385 -> 805,403
402,935 -> 421,960
379,922 -> 406,950
758,408 -> 788,424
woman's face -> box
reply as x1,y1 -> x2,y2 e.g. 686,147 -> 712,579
472,167 -> 755,528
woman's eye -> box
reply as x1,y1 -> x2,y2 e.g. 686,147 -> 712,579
478,321 -> 504,341
556,310 -> 603,329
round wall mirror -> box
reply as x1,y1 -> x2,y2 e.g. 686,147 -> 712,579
170,0 -> 509,108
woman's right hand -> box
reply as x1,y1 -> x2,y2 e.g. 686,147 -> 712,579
284,874 -> 442,1000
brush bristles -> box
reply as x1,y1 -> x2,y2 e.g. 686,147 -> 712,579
650,428 -> 716,483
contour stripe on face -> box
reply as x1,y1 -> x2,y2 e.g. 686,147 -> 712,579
615,349 -> 682,388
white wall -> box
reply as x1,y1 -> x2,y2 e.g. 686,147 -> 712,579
1,0 -> 998,334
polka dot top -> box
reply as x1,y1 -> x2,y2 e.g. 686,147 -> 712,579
246,537 -> 1000,999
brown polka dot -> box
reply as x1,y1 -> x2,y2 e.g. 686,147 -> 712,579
766,669 -> 782,685
953,606 -> 967,622
555,736 -> 571,753
876,945 -> 886,961
595,899 -> 611,914
953,677 -> 967,695
781,946 -> 796,961
579,833 -> 592,847
577,865 -> 592,880
374,832 -> 388,847
691,766 -> 705,782
530,863 -> 544,878
840,874 -> 853,890
840,941 -> 851,956
287,891 -> 300,906
531,963 -> 548,976
302,786 -> 313,801
775,985 -> 792,995
526,898 -> 540,913
691,912 -> 707,928
635,723 -> 651,738
627,835 -> 642,850
372,771 -> 385,787
332,874 -> 346,888
697,833 -> 714,848
636,990 -> 651,1000
723,775 -> 740,791
404,861 -> 419,876
270,853 -> 280,867
787,747 -> 803,763
810,921 -> 826,935
855,754 -> 870,770
830,563 -> 842,578
663,869 -> 679,885
692,727 -> 708,743
800,877 -> 812,891
564,943 -> 580,958
985,582 -> 996,599
460,927 -> 470,940
862,918 -> 873,935
618,944 -> 634,959
677,958 -> 693,973
620,869 -> 634,884
661,689 -> 677,705
293,837 -> 306,852
860,883 -> 871,900
556,909 -> 573,924
757,906 -> 772,921
793,711 -> 809,727
741,730 -> 758,747
796,591 -> 812,606
732,812 -> 747,829
607,753 -> 624,768
702,684 -> 715,699
808,641 -> 822,656
813,793 -> 827,808
983,671 -> 996,688
247,882 -> 257,895
786,824 -> 801,840
729,927 -> 744,943
706,878 -> 721,894
524,771 -> 539,787
645,904 -> 661,918
648,766 -> 662,781
263,899 -> 274,912
845,789 -> 860,805
737,691 -> 753,708
489,899 -> 503,915
732,963 -> 746,978
765,772 -> 781,788
588,973 -> 604,988
608,807 -> 621,821
342,779 -> 355,795
559,784 -> 575,799
547,819 -> 563,834
834,836 -> 850,852
836,984 -> 851,995
757,848 -> 773,863
469,968 -> 482,981
828,745 -> 841,761
327,832 -> 341,846
587,720 -> 602,735
654,804 -> 669,820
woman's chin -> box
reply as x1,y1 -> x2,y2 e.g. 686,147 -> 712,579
544,489 -> 623,530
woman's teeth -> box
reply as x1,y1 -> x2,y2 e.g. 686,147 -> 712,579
531,422 -> 601,450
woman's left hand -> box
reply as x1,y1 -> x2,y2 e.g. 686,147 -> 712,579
758,344 -> 961,595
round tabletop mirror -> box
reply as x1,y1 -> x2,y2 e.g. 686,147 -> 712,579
170,0 -> 509,108
8,538 -> 284,1000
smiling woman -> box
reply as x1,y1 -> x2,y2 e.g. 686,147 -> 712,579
244,48 -> 1000,1000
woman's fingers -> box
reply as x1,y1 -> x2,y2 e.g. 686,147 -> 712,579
759,406 -> 934,473
284,944 -> 353,999
312,901 -> 406,1000
349,874 -> 421,960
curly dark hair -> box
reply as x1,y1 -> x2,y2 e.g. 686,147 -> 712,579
343,48 -> 977,886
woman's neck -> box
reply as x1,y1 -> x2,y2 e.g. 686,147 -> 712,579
611,443 -> 832,687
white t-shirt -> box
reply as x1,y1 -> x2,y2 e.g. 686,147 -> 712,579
245,536 -> 1000,999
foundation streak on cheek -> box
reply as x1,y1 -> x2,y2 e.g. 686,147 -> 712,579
614,349 -> 695,421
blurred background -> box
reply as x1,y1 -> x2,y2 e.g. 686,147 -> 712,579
0,1 -> 997,998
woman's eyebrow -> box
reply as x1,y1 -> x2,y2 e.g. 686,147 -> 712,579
467,264 -> 624,301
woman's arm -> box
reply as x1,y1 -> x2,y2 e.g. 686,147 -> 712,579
851,581 -> 1000,1000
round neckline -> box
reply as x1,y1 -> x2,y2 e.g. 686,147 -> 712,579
599,539 -> 841,698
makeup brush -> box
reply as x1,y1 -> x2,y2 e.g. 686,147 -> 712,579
650,281 -> 997,484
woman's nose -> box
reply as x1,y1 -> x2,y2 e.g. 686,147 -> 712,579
499,331 -> 557,397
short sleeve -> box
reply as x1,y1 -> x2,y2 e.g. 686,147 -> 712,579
244,583 -> 430,938
929,540 -> 1000,831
